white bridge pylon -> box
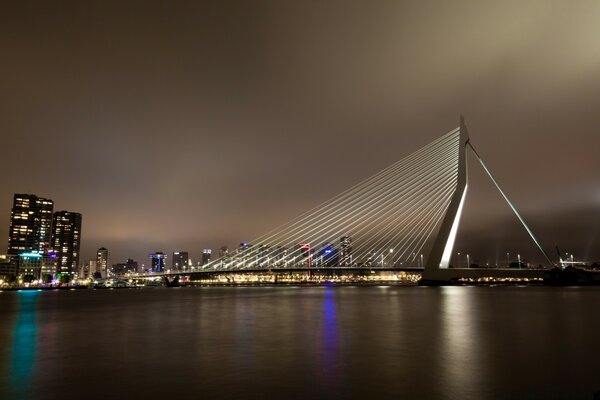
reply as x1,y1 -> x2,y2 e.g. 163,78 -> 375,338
204,117 -> 554,272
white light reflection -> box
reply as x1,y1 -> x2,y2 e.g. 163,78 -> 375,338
439,287 -> 485,398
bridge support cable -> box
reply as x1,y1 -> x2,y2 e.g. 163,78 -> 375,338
248,131 -> 460,252
466,142 -> 555,267
244,130 -> 459,247
349,171 -> 457,264
205,127 -> 463,271
282,148 -> 459,258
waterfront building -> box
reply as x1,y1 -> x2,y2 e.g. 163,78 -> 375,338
7,193 -> 54,255
172,251 -> 189,271
149,252 -> 166,272
51,211 -> 82,275
85,260 -> 98,278
79,260 -> 95,279
202,249 -> 212,265
97,247 -> 109,277
0,254 -> 18,280
17,251 -> 57,280
40,252 -> 58,278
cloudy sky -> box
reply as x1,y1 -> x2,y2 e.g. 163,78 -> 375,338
1,1 -> 599,266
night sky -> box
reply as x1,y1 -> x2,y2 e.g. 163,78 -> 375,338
1,1 -> 599,267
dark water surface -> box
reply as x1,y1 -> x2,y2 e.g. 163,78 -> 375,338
1,286 -> 599,400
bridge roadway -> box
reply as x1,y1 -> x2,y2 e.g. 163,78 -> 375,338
126,266 -> 589,285
130,266 -> 424,279
125,266 -> 424,285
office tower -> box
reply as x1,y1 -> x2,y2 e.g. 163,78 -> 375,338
7,193 -> 54,255
51,211 -> 82,275
172,251 -> 189,271
83,260 -> 98,279
149,252 -> 166,272
202,249 -> 212,265
339,235 -> 352,266
97,247 -> 109,277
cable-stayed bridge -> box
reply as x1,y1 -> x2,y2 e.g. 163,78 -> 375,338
135,117 -> 577,285
157,116 -> 552,284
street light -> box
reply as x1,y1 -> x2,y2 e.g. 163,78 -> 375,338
506,252 -> 510,268
517,254 -> 521,269
467,254 -> 470,269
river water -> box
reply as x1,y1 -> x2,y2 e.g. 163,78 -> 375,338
0,286 -> 599,400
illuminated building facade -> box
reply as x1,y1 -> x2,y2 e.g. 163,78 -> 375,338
202,249 -> 212,265
17,251 -> 57,279
51,211 -> 82,275
172,251 -> 189,271
97,247 -> 109,277
7,193 -> 54,255
80,260 -> 97,279
149,252 -> 167,272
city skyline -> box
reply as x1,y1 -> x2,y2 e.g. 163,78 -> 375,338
1,2 -> 600,265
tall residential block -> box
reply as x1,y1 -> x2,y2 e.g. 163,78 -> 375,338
172,251 -> 189,271
51,211 -> 82,275
202,249 -> 212,265
149,252 -> 166,272
97,247 -> 109,277
7,194 -> 54,255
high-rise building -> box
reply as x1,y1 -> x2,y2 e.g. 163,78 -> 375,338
82,260 -> 97,279
51,211 -> 82,275
339,235 -> 352,266
7,194 -> 54,256
202,249 -> 212,265
96,247 -> 109,277
149,252 -> 166,272
172,251 -> 189,271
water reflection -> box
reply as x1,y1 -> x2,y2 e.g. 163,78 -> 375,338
0,287 -> 599,400
318,289 -> 340,396
6,291 -> 39,399
439,287 -> 484,398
